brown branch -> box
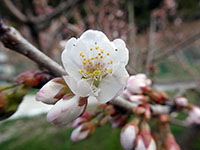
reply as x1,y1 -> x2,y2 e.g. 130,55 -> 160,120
0,22 -> 172,115
31,0 -> 80,30
0,21 -> 66,77
2,0 -> 28,23
153,31 -> 200,62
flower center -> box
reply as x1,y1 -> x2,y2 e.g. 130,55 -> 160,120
78,45 -> 114,87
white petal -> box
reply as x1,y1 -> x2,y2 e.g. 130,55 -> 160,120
97,75 -> 123,103
36,79 -> 64,104
112,64 -> 129,86
80,30 -> 109,42
63,76 -> 92,97
62,39 -> 88,79
112,39 -> 129,65
76,79 -> 92,97
65,37 -> 77,51
46,95 -> 84,126
63,76 -> 78,95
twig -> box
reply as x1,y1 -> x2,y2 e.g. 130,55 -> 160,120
153,31 -> 200,62
127,0 -> 137,69
0,22 -> 172,115
31,0 -> 80,30
146,15 -> 156,77
2,0 -> 28,23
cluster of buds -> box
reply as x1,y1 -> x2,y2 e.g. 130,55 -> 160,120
36,77 -> 89,126
123,74 -> 168,105
0,70 -> 53,120
70,103 -> 129,142
121,119 -> 156,150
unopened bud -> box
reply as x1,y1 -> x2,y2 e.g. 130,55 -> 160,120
109,114 -> 128,128
46,95 -> 87,126
135,121 -> 156,150
15,70 -> 52,88
126,74 -> 152,94
159,114 -> 170,124
0,85 -> 28,120
71,122 -> 95,142
186,106 -> 200,125
174,97 -> 188,108
133,104 -> 151,120
149,91 -> 168,104
120,122 -> 139,150
72,112 -> 91,128
36,77 -> 71,104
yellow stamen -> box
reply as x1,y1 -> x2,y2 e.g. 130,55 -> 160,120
79,69 -> 82,74
100,49 -> 104,53
80,52 -> 83,56
100,56 -> 103,59
90,48 -> 93,51
95,46 -> 100,50
98,53 -> 101,56
107,53 -> 110,56
109,68 -> 113,74
110,59 -> 113,64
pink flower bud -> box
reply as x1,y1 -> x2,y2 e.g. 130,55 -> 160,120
46,95 -> 87,126
126,74 -> 151,94
120,123 -> 139,150
109,114 -> 127,128
123,89 -> 132,99
15,70 -> 52,88
186,106 -> 200,125
71,122 -> 95,142
135,121 -> 156,150
174,97 -> 188,107
36,78 -> 69,104
72,112 -> 91,128
135,135 -> 156,150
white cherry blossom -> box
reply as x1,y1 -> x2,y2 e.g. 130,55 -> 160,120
62,30 -> 129,103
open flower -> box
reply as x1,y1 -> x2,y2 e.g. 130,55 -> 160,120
61,30 -> 129,103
